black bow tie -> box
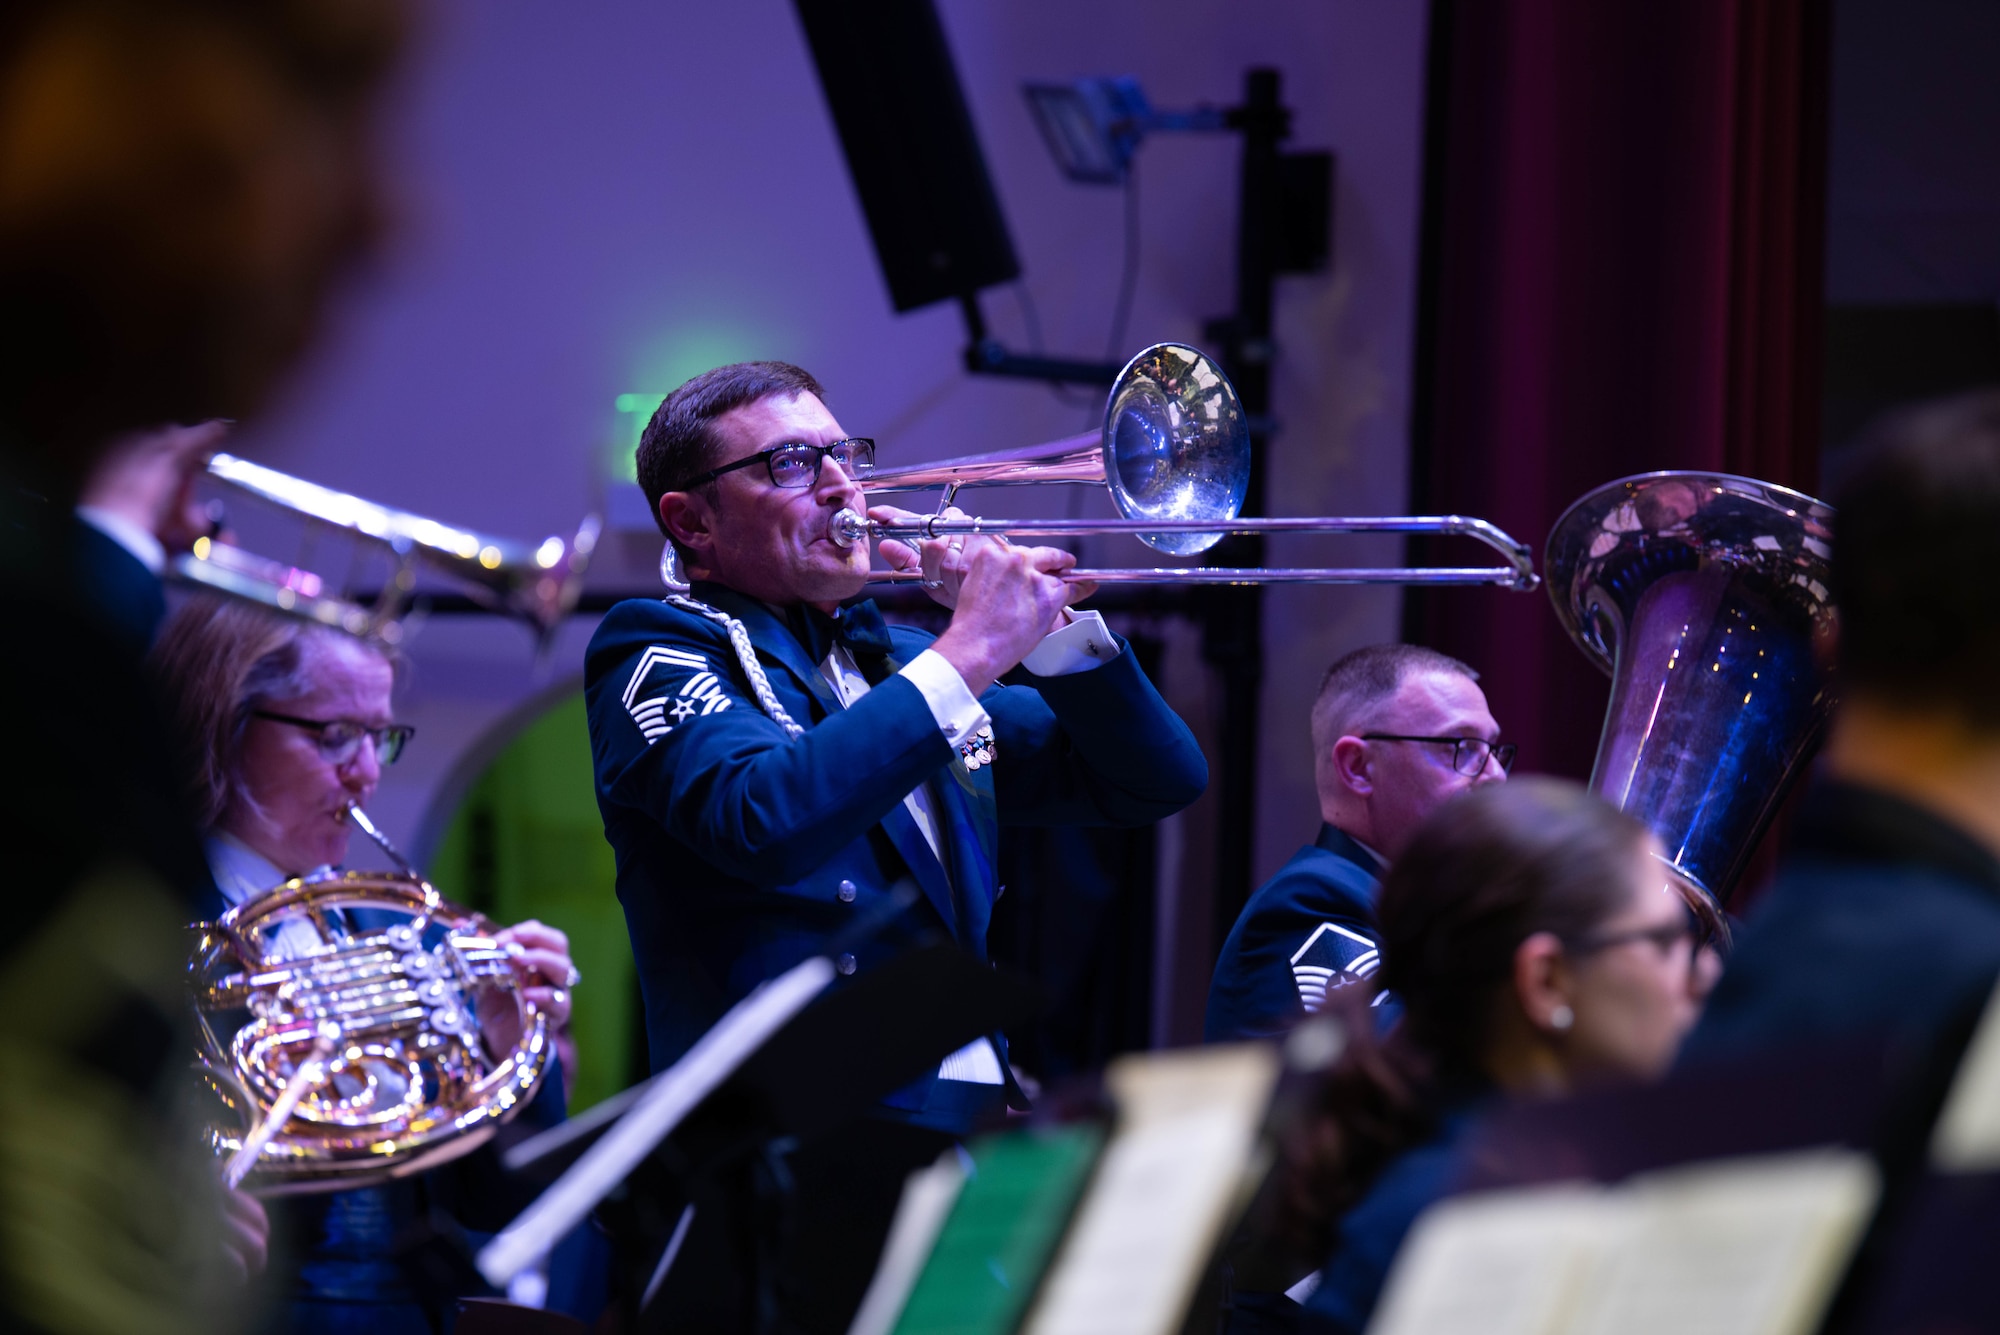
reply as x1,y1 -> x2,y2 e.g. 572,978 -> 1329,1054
790,599 -> 892,664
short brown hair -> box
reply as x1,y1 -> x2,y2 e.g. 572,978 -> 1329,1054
634,361 -> 826,560
149,594 -> 393,829
1309,644 -> 1479,782
1832,389 -> 2000,729
0,0 -> 406,485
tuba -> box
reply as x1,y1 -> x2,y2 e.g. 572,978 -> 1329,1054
1546,472 -> 1837,906
192,817 -> 551,1193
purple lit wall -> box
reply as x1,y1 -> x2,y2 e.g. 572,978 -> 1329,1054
244,0 -> 1433,1039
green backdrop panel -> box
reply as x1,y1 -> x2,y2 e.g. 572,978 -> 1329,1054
431,692 -> 634,1113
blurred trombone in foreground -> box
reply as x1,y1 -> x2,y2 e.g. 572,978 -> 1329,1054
176,453 -> 599,645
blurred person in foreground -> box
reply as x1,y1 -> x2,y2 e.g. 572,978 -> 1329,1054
73,419 -> 231,652
151,593 -> 598,1332
1207,645 -> 1511,1042
0,1 -> 403,1330
1260,779 -> 1711,1335
1683,390 -> 2000,1064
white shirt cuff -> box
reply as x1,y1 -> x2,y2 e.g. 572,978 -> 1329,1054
76,505 -> 166,576
900,648 -> 990,748
1020,608 -> 1117,676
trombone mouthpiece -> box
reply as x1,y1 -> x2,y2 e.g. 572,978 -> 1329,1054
829,509 -> 869,549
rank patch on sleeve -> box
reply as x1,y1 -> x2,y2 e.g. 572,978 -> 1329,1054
623,646 -> 731,742
1288,921 -> 1382,1013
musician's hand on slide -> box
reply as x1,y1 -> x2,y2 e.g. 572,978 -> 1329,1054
1040,545 -> 1098,618
931,540 -> 1076,694
218,1186 -> 269,1283
870,503 -> 1007,610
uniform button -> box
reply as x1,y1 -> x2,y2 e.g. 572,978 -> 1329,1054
837,879 -> 857,903
836,953 -> 857,976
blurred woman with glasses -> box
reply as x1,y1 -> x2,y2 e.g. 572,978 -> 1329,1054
1249,778 -> 1720,1335
151,593 -> 591,1333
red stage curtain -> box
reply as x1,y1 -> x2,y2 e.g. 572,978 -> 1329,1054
1404,0 -> 1831,878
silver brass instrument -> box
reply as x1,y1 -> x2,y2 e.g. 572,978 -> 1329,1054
830,343 -> 1540,590
1547,471 -> 1837,904
175,453 -> 600,644
192,857 -> 551,1194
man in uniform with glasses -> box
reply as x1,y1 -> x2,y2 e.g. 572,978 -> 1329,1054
1207,644 -> 1511,1042
585,360 -> 1207,1331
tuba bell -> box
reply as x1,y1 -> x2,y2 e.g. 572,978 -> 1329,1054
192,866 -> 551,1193
1546,472 -> 1837,906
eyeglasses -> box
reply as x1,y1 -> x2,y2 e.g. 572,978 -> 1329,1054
675,438 -> 876,491
254,710 -> 414,765
1360,733 -> 1518,777
1564,911 -> 1710,983
1565,919 -> 1698,958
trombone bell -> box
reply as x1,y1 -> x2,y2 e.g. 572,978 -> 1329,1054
862,343 -> 1249,556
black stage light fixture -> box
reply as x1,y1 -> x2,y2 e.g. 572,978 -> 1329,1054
791,0 -> 1021,314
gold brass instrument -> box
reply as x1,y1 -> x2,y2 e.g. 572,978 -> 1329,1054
175,453 -> 600,644
192,815 -> 551,1194
1547,471 -> 1837,905
831,343 -> 1541,590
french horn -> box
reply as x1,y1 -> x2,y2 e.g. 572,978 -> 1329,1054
192,864 -> 551,1194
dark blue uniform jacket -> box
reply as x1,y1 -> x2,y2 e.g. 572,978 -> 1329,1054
1681,779 -> 2000,1066
71,515 -> 167,653
585,583 -> 1206,1118
1299,1093 -> 1486,1335
1207,825 -> 1386,1042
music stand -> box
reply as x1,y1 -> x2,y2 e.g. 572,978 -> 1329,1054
478,939 -> 1043,1331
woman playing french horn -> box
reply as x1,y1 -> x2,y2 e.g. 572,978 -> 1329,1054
152,594 -> 585,1333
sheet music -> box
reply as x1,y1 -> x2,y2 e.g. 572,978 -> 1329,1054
1931,976 -> 2000,1171
847,1154 -> 968,1335
1020,1044 -> 1281,1335
1367,1185 -> 1614,1335
1367,1149 -> 1877,1335
1567,1150 -> 1877,1335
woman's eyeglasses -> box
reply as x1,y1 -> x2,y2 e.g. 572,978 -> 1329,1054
254,710 -> 414,765
1564,910 -> 1715,981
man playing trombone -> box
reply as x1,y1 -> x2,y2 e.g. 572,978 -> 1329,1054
584,359 -> 1208,1331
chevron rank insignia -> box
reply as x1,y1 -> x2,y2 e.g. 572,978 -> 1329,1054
1289,921 -> 1382,1013
623,646 -> 733,743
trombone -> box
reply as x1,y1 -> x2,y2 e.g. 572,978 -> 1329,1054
174,453 -> 600,644
834,343 -> 1539,590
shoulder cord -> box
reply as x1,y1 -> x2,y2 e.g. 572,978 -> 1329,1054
663,593 -> 806,739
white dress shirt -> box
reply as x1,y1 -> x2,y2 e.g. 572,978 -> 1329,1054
823,608 -> 1118,1085
205,832 -> 333,961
